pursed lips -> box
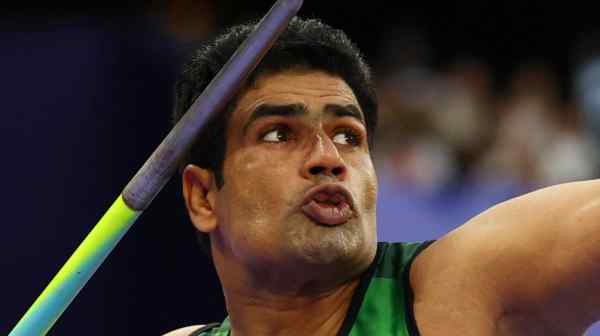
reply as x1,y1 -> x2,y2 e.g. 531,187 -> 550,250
300,184 -> 355,226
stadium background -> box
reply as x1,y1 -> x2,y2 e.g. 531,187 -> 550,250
2,1 -> 600,334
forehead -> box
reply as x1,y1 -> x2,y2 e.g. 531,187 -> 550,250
231,69 -> 362,122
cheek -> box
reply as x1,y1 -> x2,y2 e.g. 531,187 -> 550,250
219,149 -> 296,235
353,156 -> 378,213
217,149 -> 305,260
363,175 -> 377,212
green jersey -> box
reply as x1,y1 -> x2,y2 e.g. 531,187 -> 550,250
191,241 -> 434,336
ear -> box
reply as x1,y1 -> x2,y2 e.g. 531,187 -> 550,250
182,164 -> 218,234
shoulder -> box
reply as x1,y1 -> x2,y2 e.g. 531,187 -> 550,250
162,325 -> 206,336
409,181 -> 600,332
408,191 -> 535,306
406,198 -> 529,333
411,181 -> 600,294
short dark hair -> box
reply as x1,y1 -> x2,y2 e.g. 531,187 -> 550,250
172,17 -> 378,256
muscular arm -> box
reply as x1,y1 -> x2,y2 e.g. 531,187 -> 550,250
493,180 -> 600,333
413,179 -> 600,334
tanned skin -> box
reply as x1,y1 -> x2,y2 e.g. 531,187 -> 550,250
171,69 -> 600,336
182,69 -> 377,336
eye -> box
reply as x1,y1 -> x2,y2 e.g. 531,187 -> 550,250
332,129 -> 361,146
261,126 -> 291,143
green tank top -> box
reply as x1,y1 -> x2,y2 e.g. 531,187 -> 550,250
193,241 -> 434,336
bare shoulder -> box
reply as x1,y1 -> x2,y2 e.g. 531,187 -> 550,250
408,210 -> 510,334
412,180 -> 600,294
162,325 -> 206,336
410,180 -> 600,334
407,188 -> 543,334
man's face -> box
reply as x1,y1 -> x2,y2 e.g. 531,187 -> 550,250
212,69 -> 377,275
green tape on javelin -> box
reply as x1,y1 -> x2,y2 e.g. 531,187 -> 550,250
9,195 -> 142,336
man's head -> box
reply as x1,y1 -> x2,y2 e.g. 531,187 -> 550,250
173,17 -> 378,281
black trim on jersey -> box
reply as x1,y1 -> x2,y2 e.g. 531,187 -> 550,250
404,240 -> 436,336
188,322 -> 222,336
189,240 -> 433,336
336,242 -> 388,336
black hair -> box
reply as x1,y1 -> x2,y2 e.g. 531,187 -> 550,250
172,17 -> 378,256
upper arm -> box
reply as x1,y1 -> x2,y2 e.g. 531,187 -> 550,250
489,180 -> 600,331
162,325 -> 206,336
414,180 -> 600,333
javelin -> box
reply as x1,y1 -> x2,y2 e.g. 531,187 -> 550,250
9,0 -> 303,334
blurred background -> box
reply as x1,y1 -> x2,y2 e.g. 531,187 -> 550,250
2,0 -> 600,334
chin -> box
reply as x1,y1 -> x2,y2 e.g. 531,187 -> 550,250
289,219 -> 371,266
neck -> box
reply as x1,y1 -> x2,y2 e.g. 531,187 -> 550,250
209,235 -> 376,336
224,276 -> 360,336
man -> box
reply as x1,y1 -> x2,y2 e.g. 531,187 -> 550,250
165,17 -> 600,335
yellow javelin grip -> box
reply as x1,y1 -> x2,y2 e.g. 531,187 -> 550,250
9,0 -> 303,334
10,196 -> 141,336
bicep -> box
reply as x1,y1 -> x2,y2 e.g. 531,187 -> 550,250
454,180 -> 600,331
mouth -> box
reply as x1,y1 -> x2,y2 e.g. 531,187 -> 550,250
300,184 -> 355,226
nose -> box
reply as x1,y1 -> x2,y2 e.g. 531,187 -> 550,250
301,133 -> 347,180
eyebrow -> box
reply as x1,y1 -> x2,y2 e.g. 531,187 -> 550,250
243,103 -> 364,134
243,104 -> 306,134
323,104 -> 365,125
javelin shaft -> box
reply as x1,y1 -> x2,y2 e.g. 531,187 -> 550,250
9,196 -> 141,336
9,0 -> 303,334
123,0 -> 303,211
